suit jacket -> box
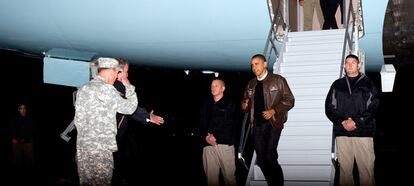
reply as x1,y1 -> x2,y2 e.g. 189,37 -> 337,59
114,80 -> 150,139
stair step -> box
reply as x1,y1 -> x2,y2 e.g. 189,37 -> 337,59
253,165 -> 333,181
250,180 -> 331,186
249,180 -> 268,186
288,29 -> 345,37
291,95 -> 326,101
281,59 -> 342,67
289,83 -> 332,89
283,121 -> 331,127
282,124 -> 332,136
279,149 -> 332,165
289,108 -> 326,115
283,66 -> 341,73
283,50 -> 343,61
279,135 -> 332,147
287,33 -> 344,42
291,87 -> 330,96
284,71 -> 338,77
293,99 -> 326,109
285,75 -> 338,85
286,42 -> 343,52
286,111 -> 327,122
286,39 -> 344,46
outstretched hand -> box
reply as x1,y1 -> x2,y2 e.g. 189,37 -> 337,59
149,110 -> 164,125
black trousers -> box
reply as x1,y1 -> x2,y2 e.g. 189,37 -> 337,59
253,121 -> 283,186
113,134 -> 139,185
320,0 -> 340,29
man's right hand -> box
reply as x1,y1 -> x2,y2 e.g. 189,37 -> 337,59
205,133 -> 217,146
119,76 -> 130,86
341,118 -> 357,131
241,99 -> 249,111
149,110 -> 164,125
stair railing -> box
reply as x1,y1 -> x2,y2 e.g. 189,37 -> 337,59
342,0 -> 365,39
334,0 -> 365,170
340,0 -> 364,77
239,1 -> 289,185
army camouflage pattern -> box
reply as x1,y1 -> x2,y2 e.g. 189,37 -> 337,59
74,75 -> 137,185
76,148 -> 113,185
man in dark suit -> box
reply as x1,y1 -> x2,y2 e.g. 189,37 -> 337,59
112,58 -> 164,185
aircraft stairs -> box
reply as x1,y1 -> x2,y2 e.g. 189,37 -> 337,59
247,28 -> 346,186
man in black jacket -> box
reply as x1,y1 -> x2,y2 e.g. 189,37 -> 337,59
113,59 -> 164,185
9,102 -> 36,185
199,78 -> 238,186
325,54 -> 380,186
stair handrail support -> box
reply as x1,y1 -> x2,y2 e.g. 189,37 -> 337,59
273,29 -> 288,75
335,0 -> 365,171
356,0 -> 365,39
337,0 -> 357,168
242,1 -> 290,185
340,0 -> 358,78
264,0 -> 289,74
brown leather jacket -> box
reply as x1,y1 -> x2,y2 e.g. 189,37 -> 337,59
243,73 -> 295,128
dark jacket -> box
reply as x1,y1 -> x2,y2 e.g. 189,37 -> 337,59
114,80 -> 150,139
9,114 -> 35,144
325,74 -> 380,137
243,73 -> 295,128
199,95 -> 237,146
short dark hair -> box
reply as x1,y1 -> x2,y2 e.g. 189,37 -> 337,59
345,54 -> 359,63
116,58 -> 128,68
251,54 -> 266,62
17,102 -> 27,108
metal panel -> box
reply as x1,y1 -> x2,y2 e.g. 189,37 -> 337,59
43,57 -> 90,87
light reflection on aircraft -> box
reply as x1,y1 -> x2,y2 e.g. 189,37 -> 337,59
0,0 -> 270,72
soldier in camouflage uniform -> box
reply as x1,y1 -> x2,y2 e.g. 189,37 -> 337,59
74,57 -> 138,185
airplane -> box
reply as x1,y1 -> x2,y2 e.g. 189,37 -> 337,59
0,1 -> 270,71
0,0 -> 396,81
1,0 -> 409,185
0,0 -> 392,84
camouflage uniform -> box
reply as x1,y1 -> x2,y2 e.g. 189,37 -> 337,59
74,75 -> 137,186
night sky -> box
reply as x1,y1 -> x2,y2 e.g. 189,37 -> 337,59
0,50 -> 253,185
1,49 -> 410,185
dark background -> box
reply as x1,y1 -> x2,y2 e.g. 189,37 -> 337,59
0,49 -> 410,185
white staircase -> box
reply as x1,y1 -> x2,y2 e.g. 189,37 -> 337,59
249,29 -> 346,186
